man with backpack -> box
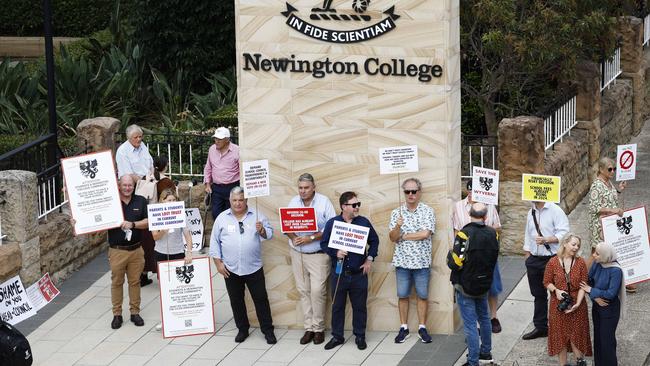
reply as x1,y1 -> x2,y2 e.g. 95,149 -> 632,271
447,202 -> 499,366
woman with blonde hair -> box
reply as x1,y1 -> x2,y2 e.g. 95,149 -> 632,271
544,233 -> 592,366
580,242 -> 625,366
151,189 -> 193,266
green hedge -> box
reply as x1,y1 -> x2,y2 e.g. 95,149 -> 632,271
0,0 -> 133,36
0,135 -> 78,156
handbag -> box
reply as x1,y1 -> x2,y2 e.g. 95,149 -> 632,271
135,175 -> 158,203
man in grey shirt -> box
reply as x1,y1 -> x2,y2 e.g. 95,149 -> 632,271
210,186 -> 276,344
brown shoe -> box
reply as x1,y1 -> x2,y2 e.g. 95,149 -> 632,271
626,284 -> 637,293
300,331 -> 314,345
313,331 -> 325,345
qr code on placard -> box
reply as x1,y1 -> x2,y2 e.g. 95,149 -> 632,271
627,268 -> 635,277
94,214 -> 102,222
185,319 -> 192,328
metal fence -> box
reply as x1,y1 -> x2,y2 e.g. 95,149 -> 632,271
601,47 -> 622,92
644,14 -> 650,47
115,131 -> 239,181
461,134 -> 498,179
544,95 -> 577,151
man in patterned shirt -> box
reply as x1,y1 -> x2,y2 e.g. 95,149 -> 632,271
388,178 -> 436,344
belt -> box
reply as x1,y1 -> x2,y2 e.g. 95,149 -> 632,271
531,254 -> 556,258
213,181 -> 239,187
343,270 -> 363,276
110,243 -> 141,251
301,250 -> 324,255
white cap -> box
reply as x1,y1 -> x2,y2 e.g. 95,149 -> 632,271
212,127 -> 230,139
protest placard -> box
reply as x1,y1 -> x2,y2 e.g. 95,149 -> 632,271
471,167 -> 499,205
279,207 -> 318,233
26,273 -> 60,312
379,145 -> 419,174
61,150 -> 124,235
148,201 -> 187,231
616,144 -> 637,181
243,160 -> 270,198
327,220 -> 370,255
158,257 -> 215,338
0,275 -> 36,325
521,174 -> 561,203
601,206 -> 650,286
184,208 -> 203,251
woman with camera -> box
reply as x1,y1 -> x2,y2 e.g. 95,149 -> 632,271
580,242 -> 625,366
544,233 -> 592,366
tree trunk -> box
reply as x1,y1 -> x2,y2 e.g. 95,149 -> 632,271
483,104 -> 498,136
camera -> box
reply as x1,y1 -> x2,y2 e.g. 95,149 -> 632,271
557,292 -> 573,311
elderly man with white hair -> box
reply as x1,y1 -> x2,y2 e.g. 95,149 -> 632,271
116,124 -> 154,182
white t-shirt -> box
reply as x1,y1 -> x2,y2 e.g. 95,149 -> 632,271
154,227 -> 190,255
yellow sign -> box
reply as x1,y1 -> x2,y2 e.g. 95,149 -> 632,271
521,174 -> 561,203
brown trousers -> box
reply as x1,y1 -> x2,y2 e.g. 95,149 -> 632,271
109,246 -> 145,315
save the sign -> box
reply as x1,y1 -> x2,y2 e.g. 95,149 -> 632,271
471,167 -> 499,205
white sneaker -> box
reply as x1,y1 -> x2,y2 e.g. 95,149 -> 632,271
155,323 -> 162,331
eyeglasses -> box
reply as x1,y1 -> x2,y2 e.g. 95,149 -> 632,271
343,202 -> 362,208
238,221 -> 245,234
607,167 -> 616,172
403,190 -> 419,195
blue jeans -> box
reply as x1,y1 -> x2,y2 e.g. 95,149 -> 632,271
489,261 -> 503,297
456,290 -> 491,366
396,267 -> 430,299
330,272 -> 368,341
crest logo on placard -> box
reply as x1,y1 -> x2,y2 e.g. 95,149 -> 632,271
175,265 -> 195,284
79,159 -> 98,179
616,216 -> 633,235
282,0 -> 400,44
479,177 -> 493,191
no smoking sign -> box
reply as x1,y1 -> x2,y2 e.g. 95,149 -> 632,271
616,144 -> 637,181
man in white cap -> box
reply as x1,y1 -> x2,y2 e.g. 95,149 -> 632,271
204,127 -> 240,219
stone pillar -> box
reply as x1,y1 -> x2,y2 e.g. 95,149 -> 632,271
497,116 -> 545,255
0,170 -> 40,285
574,61 -> 602,175
76,117 -> 121,153
619,16 -> 646,136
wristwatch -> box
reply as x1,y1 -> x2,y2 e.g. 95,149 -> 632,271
310,235 -> 315,241
367,256 -> 375,262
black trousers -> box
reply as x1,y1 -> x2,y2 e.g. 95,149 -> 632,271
224,267 -> 274,334
330,271 -> 368,341
211,181 -> 240,219
593,298 -> 620,366
525,255 -> 554,330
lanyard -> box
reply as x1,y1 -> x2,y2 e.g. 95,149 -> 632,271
560,257 -> 574,292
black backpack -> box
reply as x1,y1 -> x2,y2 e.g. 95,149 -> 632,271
0,320 -> 32,366
459,226 -> 499,297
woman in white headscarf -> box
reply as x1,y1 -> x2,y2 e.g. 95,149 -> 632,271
580,242 -> 625,366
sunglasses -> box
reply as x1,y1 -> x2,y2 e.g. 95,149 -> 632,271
403,190 -> 419,195
607,167 -> 616,172
343,202 -> 362,208
238,221 -> 245,234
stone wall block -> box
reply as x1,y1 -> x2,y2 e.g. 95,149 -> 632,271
621,70 -> 645,136
76,117 -> 121,154
497,116 -> 545,181
574,118 -> 601,166
600,79 -> 633,159
0,243 -> 21,282
498,181 -> 530,255
0,170 -> 38,244
619,16 -> 643,73
576,61 -> 601,121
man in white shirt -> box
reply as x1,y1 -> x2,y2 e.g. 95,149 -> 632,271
521,201 -> 570,340
286,173 -> 336,345
115,124 -> 153,182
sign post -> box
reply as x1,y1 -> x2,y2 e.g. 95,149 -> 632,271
521,174 -> 562,203
471,167 -> 500,205
148,201 -> 187,231
326,221 -> 370,255
185,208 -> 203,251
379,145 -> 419,214
616,144 -> 637,181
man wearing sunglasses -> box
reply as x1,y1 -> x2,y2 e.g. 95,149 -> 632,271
285,173 -> 336,345
320,192 -> 379,351
388,178 -> 436,344
209,186 -> 277,344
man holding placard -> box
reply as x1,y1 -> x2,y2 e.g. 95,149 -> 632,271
209,187 -> 277,344
286,173 -> 336,345
320,191 -> 379,351
388,178 -> 436,343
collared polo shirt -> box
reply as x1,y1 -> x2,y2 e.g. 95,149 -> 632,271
115,141 -> 154,178
209,207 -> 273,276
451,197 -> 501,231
287,192 -> 336,253
389,202 -> 436,269
523,202 -> 570,256
108,194 -> 148,245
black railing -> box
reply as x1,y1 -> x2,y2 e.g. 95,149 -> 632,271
461,134 -> 498,179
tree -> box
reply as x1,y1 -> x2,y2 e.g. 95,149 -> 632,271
461,0 -> 622,135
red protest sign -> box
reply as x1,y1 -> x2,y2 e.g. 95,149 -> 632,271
279,207 -> 318,233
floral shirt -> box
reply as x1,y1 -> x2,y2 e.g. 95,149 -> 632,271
588,178 -> 619,247
389,202 -> 436,269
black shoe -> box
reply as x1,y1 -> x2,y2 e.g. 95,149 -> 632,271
235,329 -> 249,343
576,358 -> 587,366
491,318 -> 502,333
130,314 -> 144,326
140,273 -> 152,287
479,352 -> 493,363
355,337 -> 367,350
111,315 -> 123,329
522,328 -> 548,340
300,331 -> 314,345
264,331 -> 277,344
324,337 -> 344,350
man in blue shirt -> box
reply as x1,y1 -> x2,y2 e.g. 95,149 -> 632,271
320,191 -> 379,351
209,186 -> 276,344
